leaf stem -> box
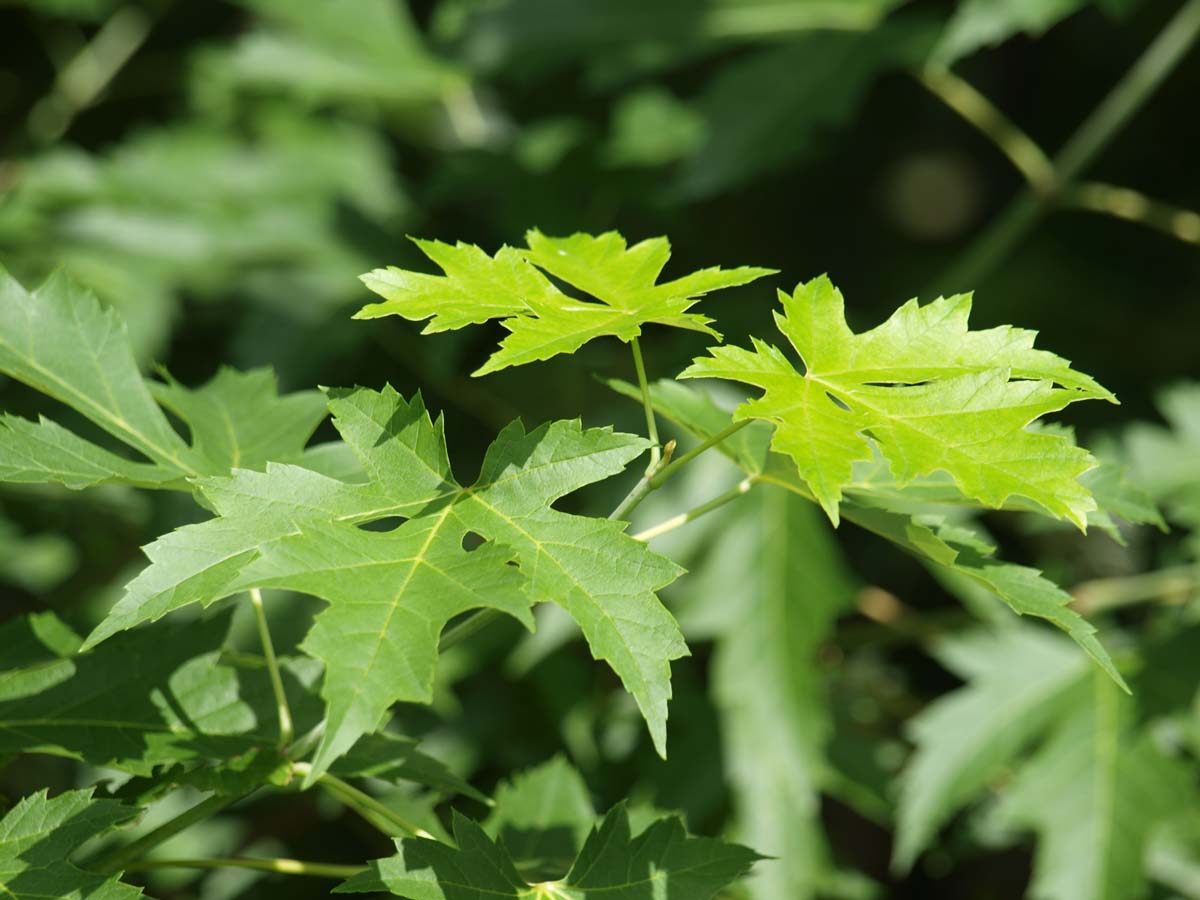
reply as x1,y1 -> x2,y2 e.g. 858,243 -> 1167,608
608,439 -> 675,522
633,477 -> 757,542
249,588 -> 293,749
439,608 -> 503,651
630,338 -> 661,469
933,0 -> 1200,289
292,763 -> 435,840
649,419 -> 751,488
90,794 -> 237,875
122,856 -> 365,879
1071,563 -> 1200,615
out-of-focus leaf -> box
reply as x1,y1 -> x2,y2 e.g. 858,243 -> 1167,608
712,487 -> 857,898
931,0 -> 1090,67
986,676 -> 1190,900
604,88 -> 706,168
672,20 -> 935,198
892,625 -> 1089,871
1126,382 -> 1200,541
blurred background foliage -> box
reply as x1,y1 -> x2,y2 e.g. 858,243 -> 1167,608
0,0 -> 1198,898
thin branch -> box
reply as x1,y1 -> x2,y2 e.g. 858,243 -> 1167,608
649,420 -> 751,489
630,338 -> 661,469
292,763 -> 435,840
1063,182 -> 1200,245
1071,563 -> 1200,615
90,794 -> 237,875
917,67 -> 1055,193
934,0 -> 1200,290
249,588 -> 294,748
608,439 -> 675,522
27,7 -> 153,145
123,857 -> 365,879
633,477 -> 757,542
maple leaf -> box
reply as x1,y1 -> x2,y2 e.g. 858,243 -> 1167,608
357,229 -> 775,375
337,802 -> 760,900
0,267 -> 329,489
607,375 -> 1126,686
85,386 -> 685,777
0,789 -> 141,900
680,276 -> 1115,528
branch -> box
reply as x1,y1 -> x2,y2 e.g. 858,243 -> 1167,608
123,856 -> 365,879
249,588 -> 293,748
1062,182 -> 1200,246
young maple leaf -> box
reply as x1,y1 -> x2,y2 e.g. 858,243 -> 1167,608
357,229 -> 776,375
681,276 -> 1116,528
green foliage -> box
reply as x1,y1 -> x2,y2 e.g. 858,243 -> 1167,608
681,276 -> 1113,528
358,230 -> 774,374
340,800 -> 760,900
0,789 -> 140,900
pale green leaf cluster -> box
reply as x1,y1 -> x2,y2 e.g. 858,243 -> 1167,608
681,276 -> 1115,528
358,229 -> 774,375
0,789 -> 140,900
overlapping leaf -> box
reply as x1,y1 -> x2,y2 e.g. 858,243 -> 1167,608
0,610 -> 321,776
358,230 -> 774,375
609,376 -> 1124,683
681,276 -> 1114,528
338,802 -> 760,900
0,267 -> 329,489
86,385 -> 685,777
0,789 -> 140,900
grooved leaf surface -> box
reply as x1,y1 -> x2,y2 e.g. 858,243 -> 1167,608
0,789 -> 140,900
681,277 -> 1113,527
358,230 -> 774,375
86,387 -> 685,775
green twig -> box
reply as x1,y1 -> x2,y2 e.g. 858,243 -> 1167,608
630,338 -> 661,469
123,856 -> 365,879
917,67 -> 1055,193
934,0 -> 1200,290
90,794 -> 237,875
1064,182 -> 1200,245
249,588 -> 293,749
649,419 -> 751,488
292,763 -> 435,840
633,477 -> 757,542
27,7 -> 153,145
608,439 -> 675,522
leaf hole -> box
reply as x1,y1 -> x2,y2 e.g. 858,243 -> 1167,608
825,391 -> 852,411
462,531 -> 486,552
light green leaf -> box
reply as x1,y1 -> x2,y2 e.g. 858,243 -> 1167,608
712,488 -> 857,899
611,376 -> 1124,686
337,803 -> 760,899
0,611 -> 321,776
986,675 -> 1191,900
681,277 -> 1113,528
892,624 -> 1090,871
358,230 -> 774,375
0,789 -> 140,900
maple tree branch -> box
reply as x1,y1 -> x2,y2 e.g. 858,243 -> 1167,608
90,794 -> 238,875
649,419 -> 752,488
633,476 -> 757,542
249,588 -> 293,749
123,856 -> 365,879
609,439 -> 675,521
917,67 -> 1055,194
933,0 -> 1200,290
1062,182 -> 1200,246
